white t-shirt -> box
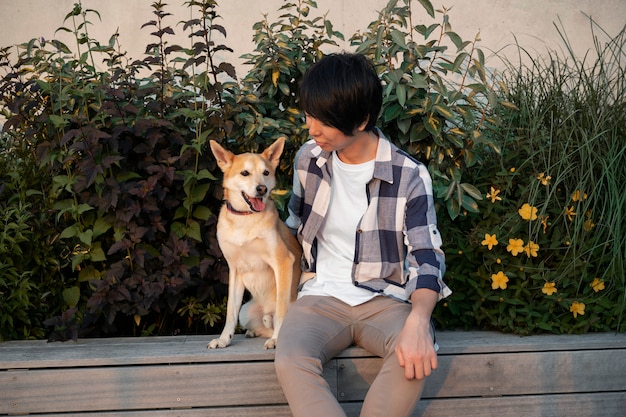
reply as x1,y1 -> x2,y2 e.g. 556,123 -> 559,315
298,152 -> 378,306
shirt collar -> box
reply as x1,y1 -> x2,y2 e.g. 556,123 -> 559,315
309,127 -> 394,184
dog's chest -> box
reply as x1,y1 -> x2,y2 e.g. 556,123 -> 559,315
218,227 -> 274,269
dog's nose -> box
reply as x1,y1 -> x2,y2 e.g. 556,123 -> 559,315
256,185 -> 267,196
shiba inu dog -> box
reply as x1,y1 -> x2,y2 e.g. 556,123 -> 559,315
207,137 -> 302,349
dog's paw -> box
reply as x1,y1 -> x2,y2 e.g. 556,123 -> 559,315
244,329 -> 256,338
207,338 -> 230,349
263,338 -> 277,349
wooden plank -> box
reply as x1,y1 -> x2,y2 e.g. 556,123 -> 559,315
0,335 -> 275,369
2,332 -> 626,369
1,361 -> 335,414
31,392 -> 626,417
33,405 -> 294,417
433,331 -> 626,354
336,349 -> 626,400
415,392 -> 626,417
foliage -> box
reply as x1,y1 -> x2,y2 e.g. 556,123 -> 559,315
0,0 -> 624,339
351,0 -> 509,220
0,133 -> 64,341
236,0 -> 344,199
1,0 -> 236,339
434,20 -> 626,334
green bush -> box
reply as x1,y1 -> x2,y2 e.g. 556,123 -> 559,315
0,132 -> 63,341
435,20 -> 626,334
0,0 -> 624,339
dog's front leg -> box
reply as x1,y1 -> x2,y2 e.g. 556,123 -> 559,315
265,252 -> 296,349
208,270 -> 245,349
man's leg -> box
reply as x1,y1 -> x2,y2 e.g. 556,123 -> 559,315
354,297 -> 430,417
275,296 -> 354,417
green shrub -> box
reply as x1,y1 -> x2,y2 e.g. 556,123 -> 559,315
1,1 -> 236,339
351,0 -> 506,220
0,132 -> 64,341
435,20 -> 626,334
0,0 -> 624,339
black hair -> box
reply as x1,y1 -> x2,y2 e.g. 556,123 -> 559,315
299,53 -> 382,136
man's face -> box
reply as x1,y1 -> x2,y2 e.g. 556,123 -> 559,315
305,114 -> 358,153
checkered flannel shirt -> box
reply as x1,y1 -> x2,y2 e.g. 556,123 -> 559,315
286,131 -> 452,302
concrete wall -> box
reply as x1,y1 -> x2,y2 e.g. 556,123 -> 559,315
1,0 -> 624,76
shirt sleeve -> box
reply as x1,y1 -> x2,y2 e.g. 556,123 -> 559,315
285,147 -> 304,235
403,163 -> 451,301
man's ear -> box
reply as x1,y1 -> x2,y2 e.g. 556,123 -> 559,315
356,115 -> 370,132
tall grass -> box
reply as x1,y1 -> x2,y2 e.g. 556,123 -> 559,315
497,20 -> 626,330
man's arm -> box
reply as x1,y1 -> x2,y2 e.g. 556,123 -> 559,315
395,288 -> 439,380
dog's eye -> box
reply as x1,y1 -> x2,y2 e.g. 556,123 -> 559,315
263,170 -> 270,176
241,170 -> 249,177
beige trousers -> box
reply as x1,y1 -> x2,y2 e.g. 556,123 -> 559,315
274,295 -> 429,417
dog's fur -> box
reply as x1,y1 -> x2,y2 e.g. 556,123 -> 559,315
207,137 -> 301,349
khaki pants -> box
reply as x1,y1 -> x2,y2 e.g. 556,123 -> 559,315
274,295 -> 429,417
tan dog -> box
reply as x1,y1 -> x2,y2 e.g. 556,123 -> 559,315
207,137 -> 301,349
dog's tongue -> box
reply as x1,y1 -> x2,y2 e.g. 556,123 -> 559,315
249,197 -> 265,212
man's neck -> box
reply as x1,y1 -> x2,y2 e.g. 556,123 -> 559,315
336,129 -> 378,164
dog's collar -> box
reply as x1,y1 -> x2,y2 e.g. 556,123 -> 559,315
225,200 -> 254,216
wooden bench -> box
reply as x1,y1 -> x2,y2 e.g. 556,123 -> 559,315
1,331 -> 625,416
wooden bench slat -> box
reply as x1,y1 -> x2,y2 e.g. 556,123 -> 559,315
336,348 -> 626,400
24,392 -> 626,417
2,331 -> 626,370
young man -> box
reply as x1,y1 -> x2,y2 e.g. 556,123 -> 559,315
274,52 -> 451,417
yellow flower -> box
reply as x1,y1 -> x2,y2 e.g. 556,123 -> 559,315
570,301 -> 585,318
481,233 -> 499,250
542,282 -> 557,296
565,206 -> 576,221
506,238 -> 525,256
524,240 -> 539,257
510,167 -> 516,173
491,271 -> 509,290
582,209 -> 595,229
537,172 -> 552,186
518,203 -> 538,221
572,190 -> 587,202
590,278 -> 605,293
486,186 -> 502,203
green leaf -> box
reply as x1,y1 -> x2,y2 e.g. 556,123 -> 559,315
78,265 -> 101,282
193,205 -> 212,221
171,221 -> 186,238
89,243 -> 107,262
187,220 -> 202,242
433,104 -> 455,120
78,229 -> 93,246
93,218 -> 112,239
460,183 -> 483,200
396,84 -> 407,107
416,0 -> 435,18
63,286 -> 80,307
60,224 -> 79,239
390,30 -> 407,49
445,32 -> 464,51
196,169 -> 217,181
460,194 -> 480,213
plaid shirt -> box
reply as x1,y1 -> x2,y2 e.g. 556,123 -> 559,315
286,131 -> 451,302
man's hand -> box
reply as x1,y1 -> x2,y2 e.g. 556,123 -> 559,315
395,288 -> 439,380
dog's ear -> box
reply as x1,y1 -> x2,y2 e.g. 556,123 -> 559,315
209,140 -> 234,171
262,137 -> 286,169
